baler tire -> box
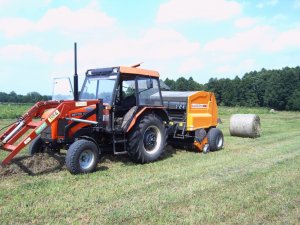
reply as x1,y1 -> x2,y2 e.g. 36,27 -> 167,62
66,139 -> 99,174
207,128 -> 224,151
28,136 -> 44,156
127,114 -> 166,163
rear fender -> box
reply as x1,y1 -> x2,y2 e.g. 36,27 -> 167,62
77,136 -> 101,154
126,107 -> 169,133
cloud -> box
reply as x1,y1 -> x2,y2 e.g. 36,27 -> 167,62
216,58 -> 256,74
204,26 -> 274,53
0,2 -> 116,38
54,28 -> 200,68
0,44 -> 49,62
234,17 -> 259,28
264,28 -> 300,52
203,25 -> 300,54
36,4 -> 116,33
156,0 -> 242,23
0,18 -> 35,38
178,58 -> 204,73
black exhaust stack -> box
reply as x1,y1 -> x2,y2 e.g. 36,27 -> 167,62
74,42 -> 79,101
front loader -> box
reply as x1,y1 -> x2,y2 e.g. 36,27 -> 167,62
0,44 -> 224,174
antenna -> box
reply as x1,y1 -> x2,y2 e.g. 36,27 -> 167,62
131,62 -> 144,68
74,42 -> 79,101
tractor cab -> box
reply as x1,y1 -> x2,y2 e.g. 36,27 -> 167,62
81,66 -> 163,106
80,66 -> 164,131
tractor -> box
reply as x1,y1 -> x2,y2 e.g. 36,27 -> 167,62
0,44 -> 224,174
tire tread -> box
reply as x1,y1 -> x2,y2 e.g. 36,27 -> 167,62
127,114 -> 167,163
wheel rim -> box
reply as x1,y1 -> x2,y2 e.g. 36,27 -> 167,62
216,135 -> 223,149
143,125 -> 162,154
79,149 -> 95,170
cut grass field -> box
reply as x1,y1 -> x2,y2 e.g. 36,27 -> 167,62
0,106 -> 299,224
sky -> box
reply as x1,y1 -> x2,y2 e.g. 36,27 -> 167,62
0,0 -> 300,95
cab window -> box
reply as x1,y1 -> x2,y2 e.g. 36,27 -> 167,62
137,78 -> 161,106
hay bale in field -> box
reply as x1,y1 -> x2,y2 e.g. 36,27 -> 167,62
229,114 -> 261,138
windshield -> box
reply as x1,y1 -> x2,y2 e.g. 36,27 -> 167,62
80,75 -> 117,104
52,77 -> 73,100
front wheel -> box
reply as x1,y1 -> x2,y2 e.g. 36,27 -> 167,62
207,128 -> 224,151
66,139 -> 99,174
28,136 -> 45,156
127,114 -> 166,163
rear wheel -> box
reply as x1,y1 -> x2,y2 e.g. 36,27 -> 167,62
28,136 -> 44,156
127,114 -> 166,163
207,128 -> 224,151
66,139 -> 99,174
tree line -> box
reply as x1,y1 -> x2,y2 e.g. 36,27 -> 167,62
164,66 -> 300,111
1,66 -> 299,110
0,91 -> 50,103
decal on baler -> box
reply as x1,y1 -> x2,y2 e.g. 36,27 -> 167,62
191,104 -> 208,109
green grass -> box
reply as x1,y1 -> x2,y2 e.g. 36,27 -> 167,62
0,107 -> 299,224
0,103 -> 33,119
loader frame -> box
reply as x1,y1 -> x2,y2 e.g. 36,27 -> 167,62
0,100 -> 100,165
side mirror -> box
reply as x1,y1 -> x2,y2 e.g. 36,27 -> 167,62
146,79 -> 153,89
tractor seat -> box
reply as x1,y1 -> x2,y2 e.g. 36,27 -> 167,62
122,94 -> 136,110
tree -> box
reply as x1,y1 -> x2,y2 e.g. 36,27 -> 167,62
287,89 -> 300,110
164,78 -> 176,90
174,77 -> 189,91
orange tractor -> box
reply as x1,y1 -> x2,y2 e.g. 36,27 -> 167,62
0,44 -> 224,174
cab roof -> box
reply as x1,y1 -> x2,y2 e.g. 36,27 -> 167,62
86,66 -> 159,78
119,66 -> 159,77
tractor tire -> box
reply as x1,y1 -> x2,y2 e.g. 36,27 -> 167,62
127,114 -> 166,163
65,139 -> 99,174
28,136 -> 44,156
207,128 -> 224,151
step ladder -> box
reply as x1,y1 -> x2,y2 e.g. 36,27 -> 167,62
112,132 -> 127,155
173,122 -> 186,139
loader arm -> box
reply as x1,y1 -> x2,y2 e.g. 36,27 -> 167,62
0,100 -> 99,165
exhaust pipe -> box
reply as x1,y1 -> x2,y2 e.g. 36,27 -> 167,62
74,42 -> 79,101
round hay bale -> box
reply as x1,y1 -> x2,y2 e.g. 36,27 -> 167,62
229,114 -> 261,138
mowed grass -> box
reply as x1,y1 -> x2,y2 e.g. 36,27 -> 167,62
0,107 -> 299,224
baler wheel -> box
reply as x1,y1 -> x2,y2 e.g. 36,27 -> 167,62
207,128 -> 224,151
127,114 -> 166,163
28,136 -> 45,156
66,139 -> 99,174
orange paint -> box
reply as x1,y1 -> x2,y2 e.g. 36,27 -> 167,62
119,66 -> 159,77
186,92 -> 218,131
